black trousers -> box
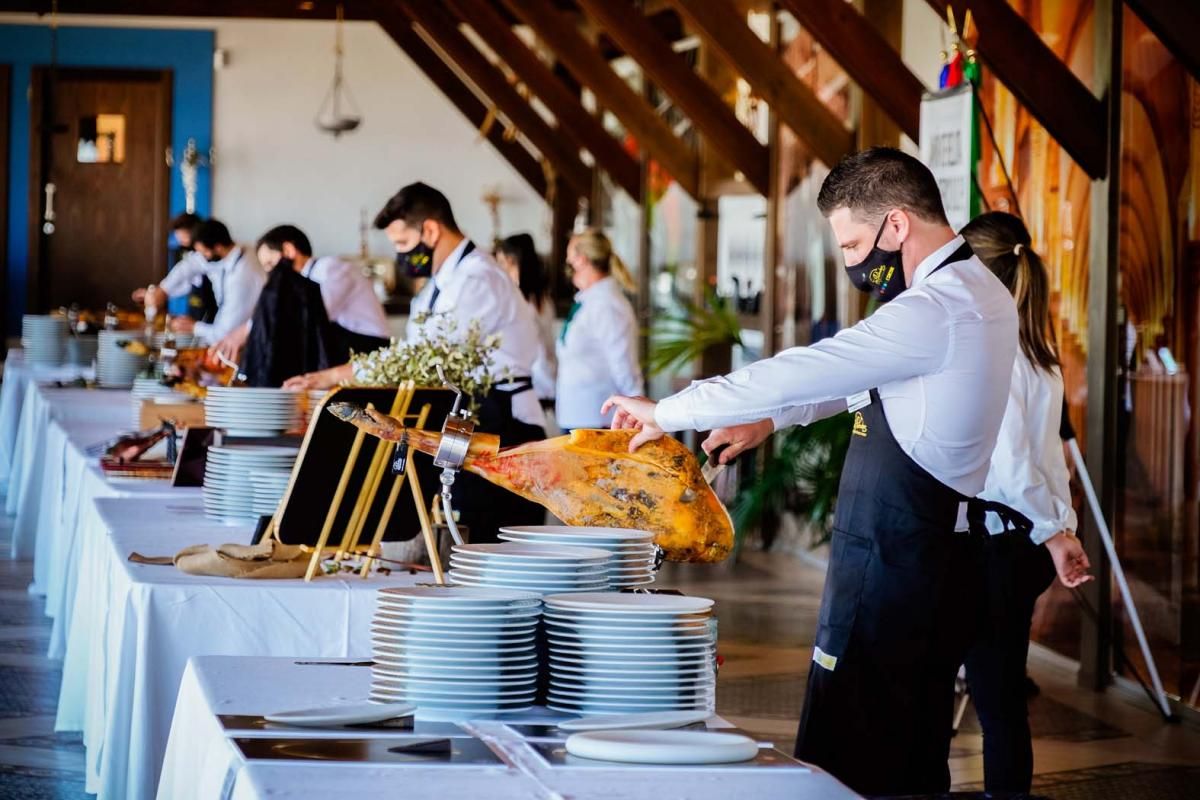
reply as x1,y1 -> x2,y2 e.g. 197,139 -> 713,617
963,531 -> 1056,794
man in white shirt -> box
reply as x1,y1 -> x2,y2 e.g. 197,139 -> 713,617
210,225 -> 390,363
285,182 -> 545,541
604,148 -> 1019,796
136,219 -> 265,345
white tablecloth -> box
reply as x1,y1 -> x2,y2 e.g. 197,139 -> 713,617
57,496 -> 423,800
41,421 -> 201,657
7,384 -> 128,558
0,349 -> 91,490
160,656 -> 858,800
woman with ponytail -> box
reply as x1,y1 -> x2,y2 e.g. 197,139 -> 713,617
960,211 -> 1092,793
555,228 -> 643,430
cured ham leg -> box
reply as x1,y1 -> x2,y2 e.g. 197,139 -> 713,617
327,403 -> 734,563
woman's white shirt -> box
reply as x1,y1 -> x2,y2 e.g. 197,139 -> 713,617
981,355 -> 1078,543
555,277 -> 643,429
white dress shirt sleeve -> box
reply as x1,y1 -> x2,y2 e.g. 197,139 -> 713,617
194,254 -> 265,344
655,290 -> 953,432
985,359 -> 1078,544
158,252 -> 205,297
770,398 -> 850,431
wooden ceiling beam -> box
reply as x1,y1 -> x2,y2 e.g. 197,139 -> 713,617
777,0 -> 924,142
395,0 -> 593,198
443,0 -> 642,200
1125,0 -> 1200,81
499,0 -> 700,199
375,6 -> 548,199
665,0 -> 852,168
574,0 -> 770,195
923,0 -> 1107,179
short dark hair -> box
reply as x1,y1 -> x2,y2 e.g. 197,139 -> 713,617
496,232 -> 547,308
373,181 -> 460,232
257,224 -> 313,257
193,219 -> 234,249
817,147 -> 948,226
169,212 -> 202,234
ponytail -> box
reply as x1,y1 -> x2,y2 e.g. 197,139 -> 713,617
571,228 -> 636,293
961,212 -> 1060,373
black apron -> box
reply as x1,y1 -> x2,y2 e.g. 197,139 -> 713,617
333,324 -> 390,358
795,241 -> 988,796
427,241 -> 546,543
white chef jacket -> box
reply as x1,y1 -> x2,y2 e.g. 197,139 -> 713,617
980,356 -> 1077,543
556,276 -> 643,429
656,236 -> 1018,498
301,256 -> 390,339
159,245 -> 265,344
530,298 -> 558,401
406,239 -> 544,428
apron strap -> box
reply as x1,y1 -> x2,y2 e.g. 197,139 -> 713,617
966,497 -> 1034,537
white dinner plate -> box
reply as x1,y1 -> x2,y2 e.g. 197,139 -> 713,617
545,593 -> 714,614
371,606 -> 542,622
372,674 -> 537,691
452,543 -> 612,562
564,730 -> 756,764
549,663 -> 713,679
377,586 -> 543,604
549,699 -> 711,716
263,701 -> 415,727
557,710 -> 713,733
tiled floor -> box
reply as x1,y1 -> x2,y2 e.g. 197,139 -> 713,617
0,502 -> 1197,798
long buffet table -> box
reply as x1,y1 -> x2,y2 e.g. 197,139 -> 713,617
0,354 -> 859,800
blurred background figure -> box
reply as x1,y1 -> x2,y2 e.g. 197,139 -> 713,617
496,232 -> 557,407
556,228 -> 642,431
164,212 -> 217,322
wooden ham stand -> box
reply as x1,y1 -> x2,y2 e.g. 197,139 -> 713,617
261,382 -> 454,583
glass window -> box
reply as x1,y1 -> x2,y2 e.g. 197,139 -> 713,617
77,113 -> 126,164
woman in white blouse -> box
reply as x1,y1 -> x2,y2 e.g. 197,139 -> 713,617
495,233 -> 557,403
556,229 -> 643,430
961,212 -> 1092,795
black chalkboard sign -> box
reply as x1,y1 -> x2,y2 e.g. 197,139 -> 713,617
272,385 -> 455,550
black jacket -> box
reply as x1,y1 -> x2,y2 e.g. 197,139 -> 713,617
240,267 -> 346,387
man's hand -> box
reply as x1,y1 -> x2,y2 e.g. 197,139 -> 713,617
282,364 -> 351,391
1044,531 -> 1092,588
702,419 -> 774,464
601,395 -> 663,452
133,286 -> 168,306
207,322 -> 250,365
132,287 -> 147,304
169,316 -> 196,334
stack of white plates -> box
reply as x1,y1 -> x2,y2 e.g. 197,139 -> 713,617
543,593 -> 717,716
202,445 -> 299,522
249,469 -> 293,516
96,330 -> 148,387
204,387 -> 303,437
369,586 -> 542,718
448,543 -> 611,594
21,315 -> 68,365
65,335 -> 99,367
499,526 -> 657,588
130,377 -> 186,427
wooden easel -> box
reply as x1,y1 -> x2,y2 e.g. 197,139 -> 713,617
261,383 -> 449,583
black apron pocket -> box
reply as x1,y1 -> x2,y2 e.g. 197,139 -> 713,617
813,529 -> 873,670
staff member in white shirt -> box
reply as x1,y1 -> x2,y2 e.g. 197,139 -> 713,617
495,233 -> 557,403
286,182 -> 545,541
210,225 -> 391,362
555,229 -> 643,430
960,211 -> 1091,795
135,219 -> 265,345
603,148 -> 1018,797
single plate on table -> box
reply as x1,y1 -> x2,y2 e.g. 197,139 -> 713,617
564,730 -> 757,764
263,701 -> 415,728
558,710 -> 713,733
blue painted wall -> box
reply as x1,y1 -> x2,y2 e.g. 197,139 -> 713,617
1,24 -> 214,334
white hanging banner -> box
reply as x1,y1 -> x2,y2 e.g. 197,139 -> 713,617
919,84 -> 975,232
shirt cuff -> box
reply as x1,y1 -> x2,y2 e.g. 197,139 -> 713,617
654,394 -> 693,432
193,321 -> 214,342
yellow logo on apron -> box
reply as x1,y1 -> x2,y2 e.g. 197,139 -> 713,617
852,411 -> 868,437
813,645 -> 838,672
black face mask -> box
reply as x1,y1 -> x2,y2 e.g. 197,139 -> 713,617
275,257 -> 294,273
396,240 -> 435,279
205,252 -> 223,264
845,218 -> 906,303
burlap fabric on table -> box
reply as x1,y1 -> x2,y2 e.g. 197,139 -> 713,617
128,540 -> 310,579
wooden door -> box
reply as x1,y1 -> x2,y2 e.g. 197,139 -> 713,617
28,68 -> 171,313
